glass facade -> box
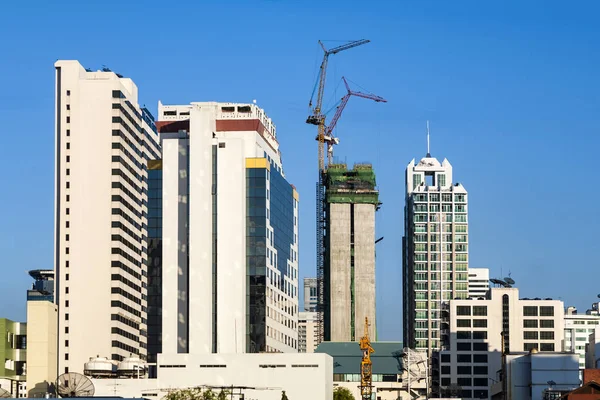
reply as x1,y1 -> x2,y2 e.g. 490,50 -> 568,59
147,160 -> 162,364
246,166 -> 267,352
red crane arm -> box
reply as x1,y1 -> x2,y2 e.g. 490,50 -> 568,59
326,77 -> 387,135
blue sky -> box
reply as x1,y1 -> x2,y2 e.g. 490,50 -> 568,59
1,0 -> 600,341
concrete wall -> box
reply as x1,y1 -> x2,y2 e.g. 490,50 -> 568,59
92,353 -> 333,400
328,203 -> 351,341
26,301 -> 58,398
354,203 -> 376,340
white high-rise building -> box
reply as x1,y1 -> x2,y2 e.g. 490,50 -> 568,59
303,277 -> 317,312
156,101 -> 299,354
436,287 -> 564,400
298,311 -> 318,353
563,305 -> 600,371
54,61 -> 160,373
468,268 -> 489,299
403,153 -> 468,354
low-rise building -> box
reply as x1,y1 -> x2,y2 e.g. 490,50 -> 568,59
563,306 -> 600,372
316,342 -> 427,400
91,353 -> 333,400
0,318 -> 27,397
490,351 -> 580,400
435,287 -> 564,400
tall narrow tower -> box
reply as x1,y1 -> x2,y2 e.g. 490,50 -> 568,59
54,61 -> 160,373
325,163 -> 378,342
403,153 -> 468,354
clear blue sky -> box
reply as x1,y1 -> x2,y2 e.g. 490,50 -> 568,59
1,0 -> 600,341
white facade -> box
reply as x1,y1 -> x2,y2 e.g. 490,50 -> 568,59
157,102 -> 299,354
585,326 -> 600,369
403,155 -> 468,354
437,287 -> 564,400
299,312 -> 318,353
563,310 -> 600,370
91,353 -> 333,400
304,277 -> 318,312
467,268 -> 489,299
54,61 -> 160,373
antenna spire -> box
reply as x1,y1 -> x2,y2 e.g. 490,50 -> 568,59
426,120 -> 431,157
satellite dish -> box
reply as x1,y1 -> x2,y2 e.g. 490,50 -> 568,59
505,277 -> 515,285
57,372 -> 95,398
0,388 -> 12,398
597,294 -> 600,299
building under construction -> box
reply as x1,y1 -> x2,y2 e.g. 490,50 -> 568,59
324,163 -> 379,342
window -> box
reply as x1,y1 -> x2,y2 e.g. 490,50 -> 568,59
457,319 -> 471,327
540,306 -> 554,316
438,174 -> 446,186
457,366 -> 471,375
524,319 -> 538,328
65,313 -> 69,321
457,331 -> 471,339
473,354 -> 487,363
65,287 -> 69,294
66,182 -> 70,189
540,343 -> 555,351
66,129 -> 70,136
66,156 -> 70,162
474,378 -> 488,387
457,377 -> 471,386
66,116 -> 70,123
441,378 -> 451,386
218,142 -> 226,148
66,104 -> 70,110
524,331 -> 538,340
65,274 -> 69,281
65,340 -> 69,347
473,306 -> 487,316
456,306 -> 471,316
66,208 -> 69,215
65,327 -> 69,333
66,143 -> 70,149
523,306 -> 538,316
66,168 -> 70,175
540,320 -> 554,328
66,234 -> 69,241
66,261 -> 69,268
473,342 -> 488,351
65,353 -> 69,360
441,354 -> 450,363
474,366 -> 488,375
540,331 -> 555,340
473,331 -> 488,340
457,342 -> 471,351
65,248 -> 69,254
441,365 -> 450,374
473,319 -> 487,328
524,343 -> 538,351
66,90 -> 71,95
457,354 -> 471,363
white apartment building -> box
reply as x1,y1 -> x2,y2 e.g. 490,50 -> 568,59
156,101 -> 299,354
304,277 -> 318,312
467,268 -> 489,299
54,61 -> 160,373
435,287 -> 564,400
564,305 -> 600,371
403,153 -> 468,354
299,311 -> 318,353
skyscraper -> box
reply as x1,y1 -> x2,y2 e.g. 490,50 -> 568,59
324,163 -> 378,342
304,277 -> 317,312
403,153 -> 468,354
156,101 -> 299,354
54,61 -> 160,373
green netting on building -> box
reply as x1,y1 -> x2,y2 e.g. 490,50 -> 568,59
325,163 -> 379,204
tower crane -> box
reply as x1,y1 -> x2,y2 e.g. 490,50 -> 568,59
359,317 -> 375,400
306,39 -> 370,344
323,77 -> 387,163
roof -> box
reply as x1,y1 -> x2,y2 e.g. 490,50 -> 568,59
560,380 -> 600,399
315,342 -> 403,374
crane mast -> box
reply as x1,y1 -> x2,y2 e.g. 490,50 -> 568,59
359,317 -> 375,400
306,39 -> 369,344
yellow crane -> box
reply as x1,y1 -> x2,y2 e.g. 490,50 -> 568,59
359,317 -> 375,400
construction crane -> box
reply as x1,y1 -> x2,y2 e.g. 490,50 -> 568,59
359,317 -> 375,400
306,39 -> 370,344
323,77 -> 387,163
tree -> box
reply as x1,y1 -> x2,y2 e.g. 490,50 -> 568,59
281,390 -> 289,400
217,390 -> 229,400
164,388 -> 204,400
333,387 -> 355,400
201,389 -> 216,400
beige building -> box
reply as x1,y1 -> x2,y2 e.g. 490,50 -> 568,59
299,311 -> 318,353
26,301 -> 57,397
435,287 -> 564,399
54,61 -> 160,373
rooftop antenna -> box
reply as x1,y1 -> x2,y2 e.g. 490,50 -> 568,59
426,120 -> 431,157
